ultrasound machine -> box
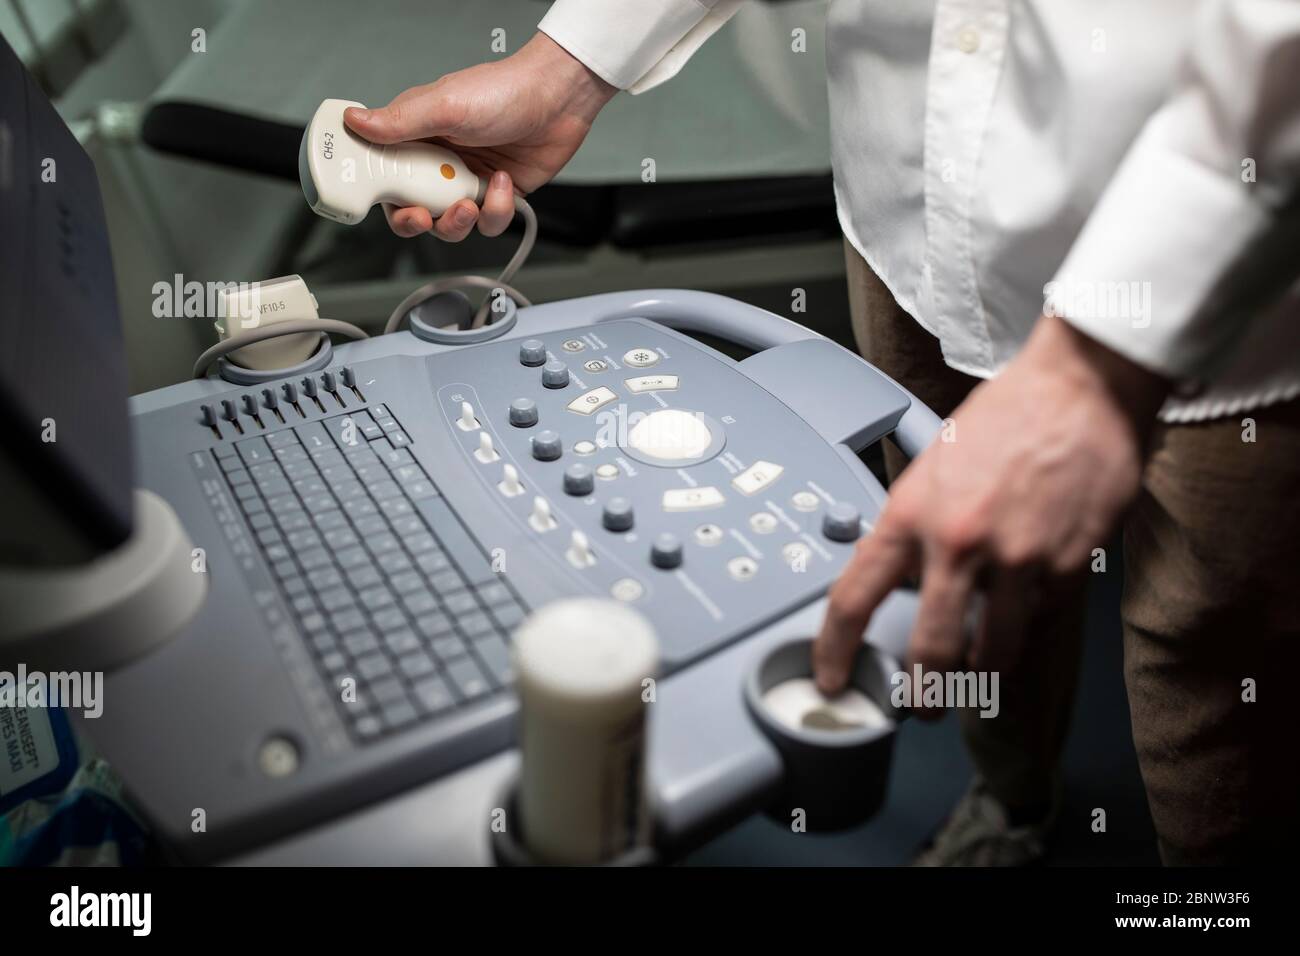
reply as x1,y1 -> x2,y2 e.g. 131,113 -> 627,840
1,37 -> 940,864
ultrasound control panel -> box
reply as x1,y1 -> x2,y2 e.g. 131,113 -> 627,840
431,320 -> 885,667
93,290 -> 928,862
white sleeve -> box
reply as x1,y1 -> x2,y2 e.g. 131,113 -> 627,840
1048,0 -> 1300,380
538,0 -> 746,93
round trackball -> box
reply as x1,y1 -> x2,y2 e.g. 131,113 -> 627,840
299,99 -> 486,225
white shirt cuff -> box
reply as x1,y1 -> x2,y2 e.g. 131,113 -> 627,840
539,0 -> 730,91
1047,117 -> 1272,381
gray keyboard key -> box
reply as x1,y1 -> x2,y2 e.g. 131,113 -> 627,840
381,700 -> 418,730
355,654 -> 392,680
236,436 -> 272,465
397,651 -> 437,680
331,608 -> 366,633
403,480 -> 438,500
358,585 -> 395,611
402,591 -> 439,617
267,430 -> 300,449
383,629 -> 420,656
412,677 -> 456,715
315,510 -> 348,531
366,532 -> 400,555
389,571 -> 424,595
402,531 -> 437,554
476,582 -> 512,606
415,612 -> 453,638
336,546 -> 370,569
490,603 -> 526,631
353,714 -> 383,740
226,468 -> 252,486
343,630 -> 380,657
317,587 -> 354,613
367,479 -> 402,501
372,608 -> 407,633
346,565 -> 382,591
441,590 -> 477,616
298,548 -> 332,570
370,677 -> 408,704
377,551 -> 412,574
308,567 -> 343,590
457,612 -> 495,639
431,633 -> 468,662
416,550 -> 451,575
378,497 -> 414,519
446,656 -> 492,700
473,634 -> 514,686
324,527 -> 359,550
354,515 -> 387,536
378,446 -> 414,469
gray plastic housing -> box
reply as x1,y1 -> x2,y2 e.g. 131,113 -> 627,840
86,290 -> 937,863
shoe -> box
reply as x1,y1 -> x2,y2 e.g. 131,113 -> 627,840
912,776 -> 1058,867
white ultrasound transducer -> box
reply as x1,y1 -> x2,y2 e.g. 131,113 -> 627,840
299,98 -> 486,225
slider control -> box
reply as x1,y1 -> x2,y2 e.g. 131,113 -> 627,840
221,398 -> 243,434
498,463 -> 525,498
241,393 -> 264,426
458,401 -> 480,431
282,381 -> 304,416
529,496 -> 558,533
261,387 -> 284,422
474,432 -> 500,463
566,530 -> 595,568
200,403 -> 218,429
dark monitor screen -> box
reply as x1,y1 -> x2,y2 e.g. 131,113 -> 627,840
0,30 -> 133,563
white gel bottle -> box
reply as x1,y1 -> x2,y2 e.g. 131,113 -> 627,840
511,598 -> 659,864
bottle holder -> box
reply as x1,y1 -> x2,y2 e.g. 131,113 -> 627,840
488,773 -> 659,867
408,291 -> 518,345
216,333 -> 333,386
744,638 -> 903,831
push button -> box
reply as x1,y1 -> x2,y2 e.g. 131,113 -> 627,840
519,339 -> 546,366
542,361 -> 570,389
823,502 -> 863,542
531,430 -> 562,461
623,347 -> 660,368
566,386 -> 618,415
602,498 -> 635,532
732,461 -> 784,496
650,533 -> 683,569
563,464 -> 595,496
509,398 -> 538,427
625,374 -> 678,393
662,486 -> 725,511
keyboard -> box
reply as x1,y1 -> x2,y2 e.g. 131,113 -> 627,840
209,401 -> 528,743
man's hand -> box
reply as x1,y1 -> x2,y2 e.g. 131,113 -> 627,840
343,33 -> 615,241
814,315 -> 1169,707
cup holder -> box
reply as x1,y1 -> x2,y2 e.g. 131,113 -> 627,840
745,639 -> 902,831
407,291 -> 518,345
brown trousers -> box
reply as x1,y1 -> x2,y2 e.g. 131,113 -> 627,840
845,241 -> 1300,864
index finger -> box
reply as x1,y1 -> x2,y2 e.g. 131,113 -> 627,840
813,521 -> 917,695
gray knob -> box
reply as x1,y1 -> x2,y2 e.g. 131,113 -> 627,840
823,502 -> 863,542
241,394 -> 259,416
602,497 -> 635,532
531,430 -> 562,461
563,464 -> 594,497
519,339 -> 547,367
200,404 -> 217,427
542,360 -> 570,389
221,399 -> 239,422
651,533 -> 683,569
509,398 -> 538,428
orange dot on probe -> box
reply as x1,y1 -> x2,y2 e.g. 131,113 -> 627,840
440,163 -> 455,179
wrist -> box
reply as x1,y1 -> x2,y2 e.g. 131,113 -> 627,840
1027,314 -> 1170,439
524,32 -> 617,122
